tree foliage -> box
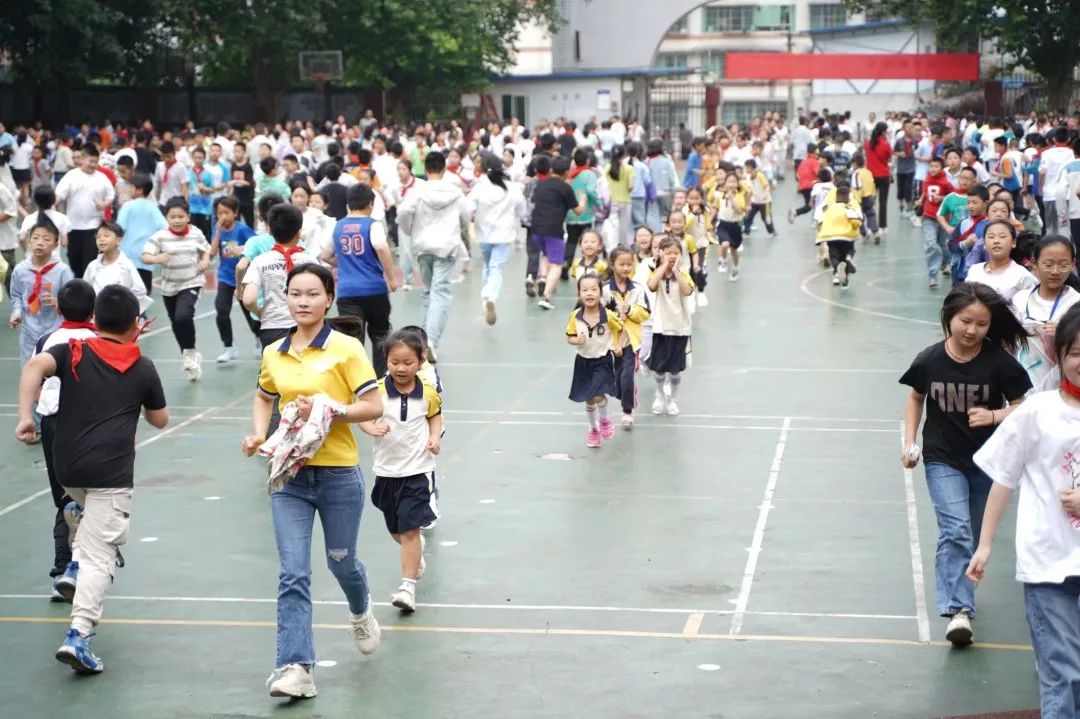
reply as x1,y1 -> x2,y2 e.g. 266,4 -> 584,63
842,0 -> 1080,108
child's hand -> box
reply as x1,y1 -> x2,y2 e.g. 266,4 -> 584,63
366,420 -> 391,437
8,315 -> 20,329
241,434 -> 265,456
14,418 -> 37,444
427,435 -> 441,455
613,344 -> 623,358
967,406 -> 994,428
158,253 -> 173,266
966,545 -> 990,583
42,295 -> 57,309
1061,489 -> 1080,516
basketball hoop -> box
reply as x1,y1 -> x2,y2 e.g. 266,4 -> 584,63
312,72 -> 329,94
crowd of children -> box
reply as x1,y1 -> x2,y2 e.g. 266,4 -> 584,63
9,107 -> 1080,715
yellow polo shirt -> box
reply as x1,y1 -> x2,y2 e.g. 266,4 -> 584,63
257,325 -> 378,466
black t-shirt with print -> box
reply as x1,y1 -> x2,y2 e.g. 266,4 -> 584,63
530,177 -> 579,237
899,340 -> 1031,470
47,342 -> 167,489
231,162 -> 255,205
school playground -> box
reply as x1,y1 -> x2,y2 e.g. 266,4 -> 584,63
0,190 -> 1042,718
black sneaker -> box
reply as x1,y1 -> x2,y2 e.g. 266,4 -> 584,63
525,275 -> 536,297
537,279 -> 547,297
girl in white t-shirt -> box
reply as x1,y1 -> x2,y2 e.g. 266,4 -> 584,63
1012,236 -> 1080,391
968,304 -> 1080,717
964,220 -> 1037,302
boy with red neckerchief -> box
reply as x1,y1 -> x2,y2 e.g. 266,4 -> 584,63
9,216 -> 73,365
141,197 -> 210,381
15,284 -> 169,675
32,279 -> 97,594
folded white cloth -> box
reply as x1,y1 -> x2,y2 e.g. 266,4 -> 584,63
259,394 -> 347,493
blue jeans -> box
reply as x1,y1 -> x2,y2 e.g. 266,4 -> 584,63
271,465 -> 370,667
924,462 -> 992,618
922,217 -> 949,279
631,197 -> 648,229
417,253 -> 456,348
398,229 -> 416,284
480,243 -> 511,302
1026,578 -> 1080,718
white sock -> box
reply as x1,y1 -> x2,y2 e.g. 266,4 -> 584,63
668,373 -> 682,400
585,403 -> 599,430
401,577 -> 417,592
598,400 -> 609,421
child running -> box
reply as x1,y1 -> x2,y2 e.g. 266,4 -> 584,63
16,285 -> 169,674
140,197 -> 210,380
360,329 -> 443,613
9,217 -> 73,365
899,282 -> 1032,645
647,237 -> 695,415
209,196 -> 259,362
84,222 -> 150,313
566,273 -> 624,448
713,173 -> 748,281
742,159 -> 776,238
966,305 -> 1080,716
816,185 -> 862,289
568,228 -> 608,281
1011,235 -> 1080,391
32,279 -> 97,595
964,220 -> 1037,302
604,246 -> 651,429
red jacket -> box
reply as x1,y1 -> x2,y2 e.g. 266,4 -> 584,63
797,155 -> 820,191
865,137 -> 892,179
920,172 -> 955,220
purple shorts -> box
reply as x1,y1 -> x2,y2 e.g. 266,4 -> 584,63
532,234 -> 567,264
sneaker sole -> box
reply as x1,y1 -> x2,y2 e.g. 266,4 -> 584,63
55,646 -> 102,674
946,625 -> 973,646
55,579 -> 76,604
391,597 -> 416,612
484,301 -> 496,326
269,686 -> 317,698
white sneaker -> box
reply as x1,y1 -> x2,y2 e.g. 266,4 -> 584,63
483,299 -> 497,326
835,261 -> 847,287
651,394 -> 665,415
402,283 -> 414,292
729,268 -> 740,282
696,292 -> 709,308
182,349 -> 202,381
349,607 -> 381,654
945,610 -> 973,646
717,260 -> 728,273
666,399 -> 680,416
391,583 -> 416,613
216,347 -> 238,363
267,663 -> 317,699
537,298 -> 554,310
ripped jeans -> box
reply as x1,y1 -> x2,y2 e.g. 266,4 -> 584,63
271,465 -> 370,667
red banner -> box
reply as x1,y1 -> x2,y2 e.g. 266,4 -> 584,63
724,53 -> 980,81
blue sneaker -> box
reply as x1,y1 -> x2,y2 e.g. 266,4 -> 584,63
62,501 -> 82,534
53,561 -> 78,604
55,629 -> 104,674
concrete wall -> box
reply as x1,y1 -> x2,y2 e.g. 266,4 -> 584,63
489,77 -> 624,126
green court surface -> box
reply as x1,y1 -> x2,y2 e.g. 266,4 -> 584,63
0,189 -> 1040,719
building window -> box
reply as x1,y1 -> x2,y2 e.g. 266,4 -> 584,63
704,5 -> 755,32
655,53 -> 689,69
864,2 -> 895,21
721,101 -> 787,126
501,95 -> 527,124
668,13 -> 689,34
753,5 -> 793,31
704,51 -> 725,79
809,3 -> 847,29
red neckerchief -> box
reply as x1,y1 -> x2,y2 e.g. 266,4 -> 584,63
167,225 -> 190,237
1063,378 -> 1080,400
273,244 -> 304,272
534,172 -> 550,181
68,337 -> 141,381
60,320 -> 96,331
26,261 -> 58,315
162,159 -> 177,185
401,178 -> 416,198
568,165 -> 588,180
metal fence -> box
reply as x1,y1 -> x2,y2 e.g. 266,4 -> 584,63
0,85 -> 383,127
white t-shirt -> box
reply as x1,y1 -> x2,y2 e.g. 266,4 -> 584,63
974,391 -> 1080,584
37,326 -> 98,415
964,261 -> 1037,302
84,253 -> 151,312
242,248 -> 317,330
1012,286 -> 1080,391
0,184 -> 19,250
12,140 -> 34,170
55,169 -> 115,230
19,209 -> 71,242
1041,146 -> 1075,196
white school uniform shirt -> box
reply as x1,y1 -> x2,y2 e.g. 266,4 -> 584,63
372,377 -> 442,477
55,168 -> 115,231
36,326 -> 98,415
1012,286 -> 1080,392
242,248 -> 317,330
650,268 -> 693,336
964,260 -> 1037,302
0,184 -> 19,250
974,391 -> 1080,584
84,253 -> 151,312
153,160 -> 188,205
18,209 -> 69,259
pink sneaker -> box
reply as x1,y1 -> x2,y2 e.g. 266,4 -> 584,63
585,428 -> 602,448
599,417 -> 615,440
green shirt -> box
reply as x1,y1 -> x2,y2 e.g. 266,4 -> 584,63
939,192 -> 969,229
566,169 -> 601,225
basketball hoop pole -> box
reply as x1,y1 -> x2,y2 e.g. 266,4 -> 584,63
312,73 -> 330,121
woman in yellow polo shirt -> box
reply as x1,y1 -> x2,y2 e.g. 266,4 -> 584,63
241,263 -> 384,700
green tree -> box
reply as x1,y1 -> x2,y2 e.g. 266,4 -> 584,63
0,0 -> 167,86
842,0 -> 1080,109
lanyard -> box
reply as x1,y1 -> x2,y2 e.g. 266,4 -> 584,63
1025,284 -> 1066,322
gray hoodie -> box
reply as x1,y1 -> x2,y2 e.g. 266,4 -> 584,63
396,178 -> 473,258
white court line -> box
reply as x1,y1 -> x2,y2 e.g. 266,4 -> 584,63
139,310 -> 216,339
0,393 -> 251,517
799,266 -> 937,327
900,421 -> 932,643
729,417 -> 792,635
431,361 -> 905,373
0,594 -> 916,620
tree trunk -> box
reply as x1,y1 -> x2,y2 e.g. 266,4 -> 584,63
1046,69 -> 1075,113
251,44 -> 280,122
